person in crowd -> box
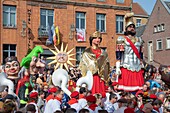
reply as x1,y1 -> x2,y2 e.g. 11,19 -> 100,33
68,91 -> 82,112
113,98 -> 127,113
104,93 -> 117,113
37,91 -> 45,113
79,109 -> 90,113
115,12 -> 144,91
84,95 -> 102,113
25,91 -> 39,113
142,103 -> 155,113
45,86 -> 57,102
78,87 -> 88,108
65,108 -> 77,113
44,88 -> 64,113
78,31 -> 110,94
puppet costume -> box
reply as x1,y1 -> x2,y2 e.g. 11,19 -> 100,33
116,36 -> 144,91
78,47 -> 110,94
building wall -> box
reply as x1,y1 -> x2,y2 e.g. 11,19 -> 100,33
142,0 -> 170,67
0,0 -> 132,66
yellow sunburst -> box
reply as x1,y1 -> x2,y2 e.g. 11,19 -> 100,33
47,43 -> 76,71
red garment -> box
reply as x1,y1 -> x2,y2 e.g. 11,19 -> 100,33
54,96 -> 62,102
46,94 -> 55,102
79,94 -> 85,99
91,48 -> 106,94
153,106 -> 160,112
91,74 -> 105,94
91,48 -> 101,58
68,98 -> 78,105
16,75 -> 30,95
118,68 -> 144,91
89,104 -> 98,111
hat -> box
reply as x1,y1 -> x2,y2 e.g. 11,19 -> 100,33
112,82 -> 118,86
125,12 -> 135,29
142,103 -> 153,112
150,94 -> 157,99
117,98 -> 127,103
70,91 -> 79,98
91,31 -> 101,38
49,87 -> 57,93
29,92 -> 38,98
86,95 -> 96,103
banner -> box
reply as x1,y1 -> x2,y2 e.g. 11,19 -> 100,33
76,28 -> 86,42
53,26 -> 60,46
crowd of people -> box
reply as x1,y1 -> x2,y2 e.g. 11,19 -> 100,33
0,64 -> 170,113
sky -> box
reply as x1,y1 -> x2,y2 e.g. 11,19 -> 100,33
133,0 -> 157,15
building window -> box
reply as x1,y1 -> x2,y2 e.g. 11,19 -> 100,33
156,39 -> 163,50
136,19 -> 141,27
116,0 -> 124,3
3,44 -> 16,63
3,5 -> 16,27
157,25 -> 161,32
76,12 -> 86,29
154,26 -> 157,33
116,15 -> 124,34
166,38 -> 170,49
161,24 -> 165,31
40,9 -> 54,30
76,47 -> 86,66
96,14 -> 106,32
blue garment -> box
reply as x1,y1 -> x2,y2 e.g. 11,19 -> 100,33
148,80 -> 160,89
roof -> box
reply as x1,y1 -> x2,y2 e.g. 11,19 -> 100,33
132,3 -> 148,16
161,0 -> 170,14
136,25 -> 146,37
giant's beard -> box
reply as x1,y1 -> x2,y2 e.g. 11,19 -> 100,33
126,30 -> 136,36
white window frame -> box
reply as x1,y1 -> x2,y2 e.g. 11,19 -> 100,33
154,26 -> 157,33
96,13 -> 106,32
3,44 -> 16,63
76,12 -> 86,29
157,25 -> 161,32
116,15 -> 124,34
148,41 -> 153,62
156,39 -> 163,50
40,9 -> 54,31
166,37 -> 170,49
3,5 -> 16,27
76,47 -> 86,66
161,24 -> 165,31
136,19 -> 141,27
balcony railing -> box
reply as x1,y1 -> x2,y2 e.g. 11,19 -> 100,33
38,26 -> 49,37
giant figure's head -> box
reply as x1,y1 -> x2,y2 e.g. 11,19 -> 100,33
4,56 -> 20,80
20,46 -> 46,75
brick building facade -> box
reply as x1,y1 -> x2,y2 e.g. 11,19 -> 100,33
0,0 -> 132,67
142,0 -> 170,67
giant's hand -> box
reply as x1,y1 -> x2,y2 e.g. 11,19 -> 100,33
116,61 -> 121,76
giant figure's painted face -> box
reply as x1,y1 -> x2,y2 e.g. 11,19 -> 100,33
4,56 -> 20,79
29,56 -> 46,75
